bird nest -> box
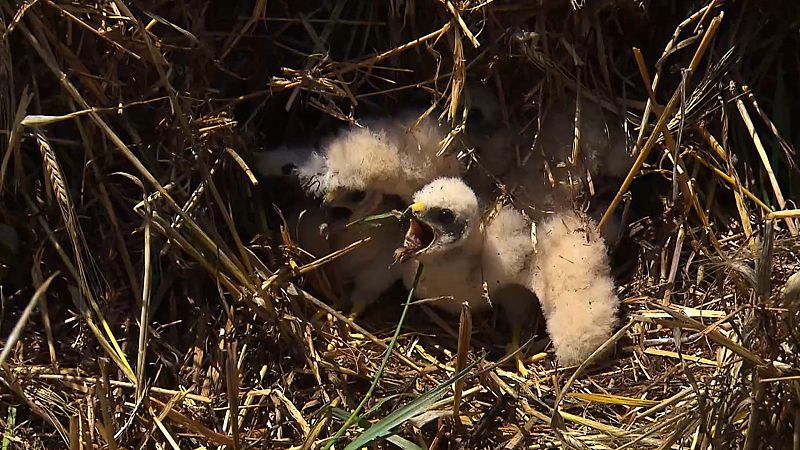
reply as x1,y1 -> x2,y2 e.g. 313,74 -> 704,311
1,1 -> 800,448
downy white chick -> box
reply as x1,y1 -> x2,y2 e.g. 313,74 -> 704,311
394,177 -> 493,315
258,112 -> 463,314
529,210 -> 620,366
253,145 -> 404,314
396,177 -> 620,367
394,177 -> 537,366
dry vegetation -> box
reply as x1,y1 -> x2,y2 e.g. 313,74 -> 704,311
1,0 -> 800,448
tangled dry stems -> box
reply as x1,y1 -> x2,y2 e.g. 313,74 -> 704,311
1,0 -> 799,448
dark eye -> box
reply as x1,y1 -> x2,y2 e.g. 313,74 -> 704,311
280,163 -> 296,175
347,190 -> 366,203
467,107 -> 485,128
469,107 -> 484,122
437,208 -> 455,225
330,207 -> 352,222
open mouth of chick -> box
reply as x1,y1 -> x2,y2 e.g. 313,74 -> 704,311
394,217 -> 435,262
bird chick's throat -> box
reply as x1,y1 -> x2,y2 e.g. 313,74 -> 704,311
394,216 -> 435,262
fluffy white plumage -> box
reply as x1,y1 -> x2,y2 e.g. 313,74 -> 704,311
413,176 -> 479,207
411,177 -> 480,242
320,127 -> 402,196
322,111 -> 463,203
530,210 -> 620,366
253,110 -> 464,221
483,206 -> 535,288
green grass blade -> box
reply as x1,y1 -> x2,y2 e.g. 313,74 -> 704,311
362,393 -> 415,418
2,406 -> 16,450
346,210 -> 403,228
342,357 -> 481,450
322,263 -> 424,450
330,407 -> 423,450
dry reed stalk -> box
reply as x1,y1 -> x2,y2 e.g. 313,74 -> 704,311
2,0 -> 800,447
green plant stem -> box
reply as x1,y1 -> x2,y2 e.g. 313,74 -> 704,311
322,263 -> 424,450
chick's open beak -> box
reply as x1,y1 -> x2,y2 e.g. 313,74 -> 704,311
394,202 -> 436,262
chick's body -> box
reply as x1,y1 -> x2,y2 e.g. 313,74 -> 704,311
403,249 -> 486,315
483,207 -> 534,286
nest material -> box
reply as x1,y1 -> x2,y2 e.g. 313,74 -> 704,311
1,0 -> 800,448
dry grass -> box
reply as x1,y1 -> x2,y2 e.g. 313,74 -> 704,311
1,0 -> 800,448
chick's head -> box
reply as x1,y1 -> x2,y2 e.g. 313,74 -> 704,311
394,177 -> 479,262
253,146 -> 329,197
324,127 -> 403,191
316,126 -> 405,223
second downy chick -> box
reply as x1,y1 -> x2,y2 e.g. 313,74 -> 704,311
256,109 -> 464,315
253,145 -> 403,314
